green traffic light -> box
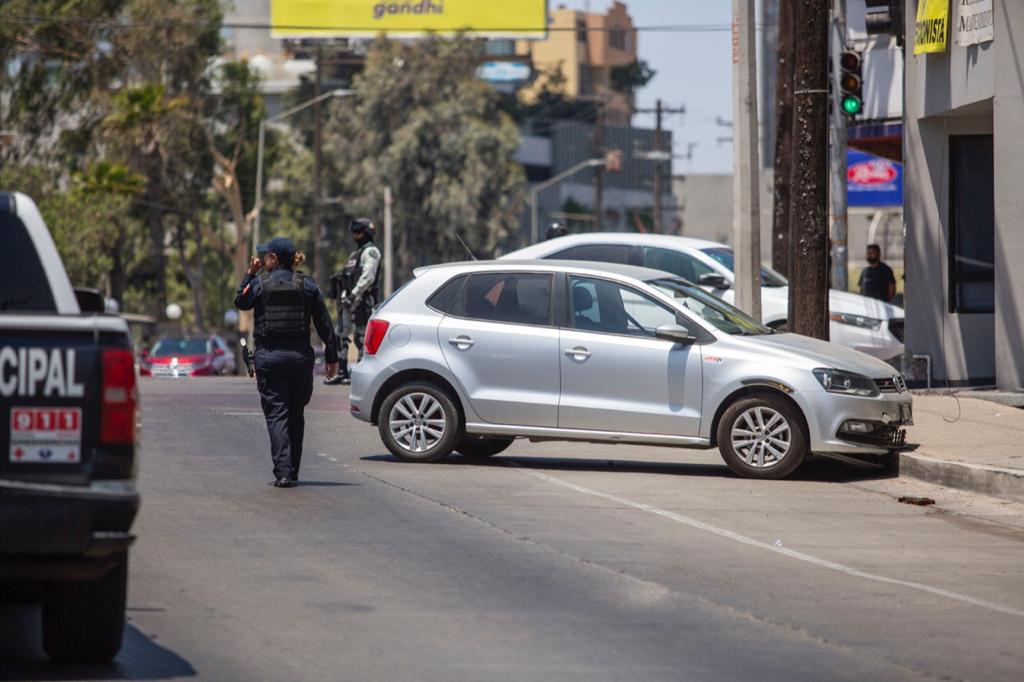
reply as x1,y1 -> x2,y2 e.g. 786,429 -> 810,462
842,95 -> 862,115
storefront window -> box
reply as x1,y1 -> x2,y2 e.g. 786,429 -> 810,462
949,135 -> 994,314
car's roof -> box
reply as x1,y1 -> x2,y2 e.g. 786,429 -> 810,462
503,232 -> 728,258
415,259 -> 675,282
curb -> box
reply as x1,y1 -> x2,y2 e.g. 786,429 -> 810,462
898,452 -> 1024,503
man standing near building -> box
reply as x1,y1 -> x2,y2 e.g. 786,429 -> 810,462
326,218 -> 382,385
858,244 -> 896,303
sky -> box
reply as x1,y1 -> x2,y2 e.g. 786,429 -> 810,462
557,0 -> 736,175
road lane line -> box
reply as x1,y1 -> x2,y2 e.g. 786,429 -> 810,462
222,411 -> 262,416
514,466 -> 1024,620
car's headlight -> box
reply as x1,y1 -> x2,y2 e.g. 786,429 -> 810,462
812,368 -> 880,397
829,312 -> 883,330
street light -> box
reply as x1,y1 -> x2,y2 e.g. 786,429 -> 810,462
530,158 -> 606,244
252,89 -> 355,254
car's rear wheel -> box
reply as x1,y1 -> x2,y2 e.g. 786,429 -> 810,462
717,393 -> 807,479
42,551 -> 127,663
456,435 -> 514,459
378,382 -> 461,463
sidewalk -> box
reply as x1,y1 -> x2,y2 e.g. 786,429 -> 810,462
901,392 -> 1024,502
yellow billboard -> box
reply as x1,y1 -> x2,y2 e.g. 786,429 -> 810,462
270,0 -> 549,39
914,0 -> 949,54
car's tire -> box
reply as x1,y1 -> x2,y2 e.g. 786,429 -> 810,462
42,551 -> 127,664
455,435 -> 514,459
716,393 -> 808,479
378,381 -> 461,463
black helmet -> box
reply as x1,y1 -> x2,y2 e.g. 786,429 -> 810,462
350,218 -> 375,234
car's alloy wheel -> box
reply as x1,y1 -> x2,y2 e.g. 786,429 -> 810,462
389,392 -> 447,453
378,382 -> 460,462
730,406 -> 791,469
717,393 -> 807,479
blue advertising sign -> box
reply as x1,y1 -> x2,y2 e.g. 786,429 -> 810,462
476,61 -> 532,84
847,149 -> 902,207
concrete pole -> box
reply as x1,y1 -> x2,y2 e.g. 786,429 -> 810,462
829,7 -> 849,292
253,120 -> 266,255
383,186 -> 394,297
312,45 -> 325,282
653,99 -> 663,232
732,0 -> 763,320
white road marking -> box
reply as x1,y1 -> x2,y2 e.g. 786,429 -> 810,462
223,411 -> 262,416
316,452 -> 339,463
514,466 -> 1024,620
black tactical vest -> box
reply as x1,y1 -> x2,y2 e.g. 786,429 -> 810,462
254,271 -> 309,339
339,242 -> 381,304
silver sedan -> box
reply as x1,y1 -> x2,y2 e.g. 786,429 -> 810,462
349,261 -> 912,479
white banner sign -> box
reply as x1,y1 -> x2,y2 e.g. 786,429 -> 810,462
956,0 -> 994,46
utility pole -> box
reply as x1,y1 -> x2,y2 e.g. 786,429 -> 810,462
787,0 -> 830,340
636,99 -> 686,232
771,0 -> 794,278
594,99 -> 605,231
829,3 -> 849,292
312,44 -> 326,283
383,186 -> 394,297
732,0 -> 762,320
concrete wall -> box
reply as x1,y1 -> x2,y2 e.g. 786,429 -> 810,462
903,0 -> 1024,388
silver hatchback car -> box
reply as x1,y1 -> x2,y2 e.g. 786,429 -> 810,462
349,261 -> 912,479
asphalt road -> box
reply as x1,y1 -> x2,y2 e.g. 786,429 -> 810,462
4,377 -> 1024,681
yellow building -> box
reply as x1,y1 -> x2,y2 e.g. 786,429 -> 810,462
515,1 -> 638,123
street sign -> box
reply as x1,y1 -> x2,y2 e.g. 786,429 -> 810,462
914,0 -> 949,54
847,149 -> 902,207
476,61 -> 532,84
271,0 -> 548,39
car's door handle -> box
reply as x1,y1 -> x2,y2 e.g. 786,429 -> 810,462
448,336 -> 475,350
564,346 -> 591,360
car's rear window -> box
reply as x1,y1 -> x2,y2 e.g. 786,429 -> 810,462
0,211 -> 57,313
549,244 -> 631,264
451,273 -> 552,326
426,274 -> 467,313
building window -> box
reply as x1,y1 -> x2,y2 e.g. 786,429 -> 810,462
610,28 -> 626,50
577,19 -> 587,43
948,134 -> 994,314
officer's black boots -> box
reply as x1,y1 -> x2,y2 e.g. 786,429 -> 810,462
273,477 -> 295,488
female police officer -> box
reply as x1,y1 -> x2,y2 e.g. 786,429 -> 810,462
235,237 -> 339,488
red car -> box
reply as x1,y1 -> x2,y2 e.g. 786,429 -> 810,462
140,335 -> 236,377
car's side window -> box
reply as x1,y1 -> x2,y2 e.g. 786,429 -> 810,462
569,276 -> 678,337
455,273 -> 553,326
642,247 -> 715,283
427,274 -> 467,313
550,244 -> 631,264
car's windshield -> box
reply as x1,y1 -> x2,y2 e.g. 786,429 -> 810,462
700,247 -> 788,288
151,338 -> 208,357
649,277 -> 774,336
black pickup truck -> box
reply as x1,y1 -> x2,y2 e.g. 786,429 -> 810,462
0,192 -> 139,663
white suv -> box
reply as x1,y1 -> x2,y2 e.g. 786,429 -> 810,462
505,234 -> 904,361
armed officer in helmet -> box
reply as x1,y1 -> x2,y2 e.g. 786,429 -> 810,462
325,218 -> 382,385
234,237 -> 339,488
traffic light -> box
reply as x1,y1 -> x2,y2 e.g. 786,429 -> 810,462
865,0 -> 905,47
838,51 -> 862,117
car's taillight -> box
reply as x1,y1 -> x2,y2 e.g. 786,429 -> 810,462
101,348 -> 137,445
364,319 -> 390,355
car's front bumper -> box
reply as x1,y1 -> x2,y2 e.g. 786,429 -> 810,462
0,478 -> 138,582
800,390 -> 913,455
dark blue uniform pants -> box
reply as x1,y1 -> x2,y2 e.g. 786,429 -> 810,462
255,346 -> 314,480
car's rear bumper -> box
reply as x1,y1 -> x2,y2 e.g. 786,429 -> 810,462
0,478 -> 138,581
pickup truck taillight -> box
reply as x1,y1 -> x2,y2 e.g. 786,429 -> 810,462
364,319 -> 390,355
101,348 -> 137,445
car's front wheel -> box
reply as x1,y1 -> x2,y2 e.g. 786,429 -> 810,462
455,435 -> 514,459
378,382 -> 461,463
42,551 -> 128,663
717,393 -> 808,479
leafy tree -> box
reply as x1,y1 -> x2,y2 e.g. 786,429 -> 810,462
322,37 -> 525,281
610,59 -> 656,95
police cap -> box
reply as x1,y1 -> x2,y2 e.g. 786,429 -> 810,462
256,236 -> 296,263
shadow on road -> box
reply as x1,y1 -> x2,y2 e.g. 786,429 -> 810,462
361,452 -> 896,483
0,604 -> 196,681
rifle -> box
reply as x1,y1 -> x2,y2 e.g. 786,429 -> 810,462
239,336 -> 255,377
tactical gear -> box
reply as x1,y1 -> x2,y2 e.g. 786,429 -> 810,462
254,271 -> 310,339
338,243 -> 382,305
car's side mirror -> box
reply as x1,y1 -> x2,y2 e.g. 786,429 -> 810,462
655,323 -> 697,345
698,273 -> 730,290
